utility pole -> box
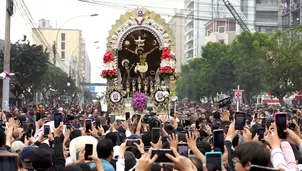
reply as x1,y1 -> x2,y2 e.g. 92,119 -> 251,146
2,0 -> 13,111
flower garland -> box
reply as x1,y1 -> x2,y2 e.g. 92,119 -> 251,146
101,69 -> 118,79
101,50 -> 116,80
159,48 -> 176,77
131,91 -> 148,111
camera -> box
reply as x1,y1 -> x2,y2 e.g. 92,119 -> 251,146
218,97 -> 232,108
142,112 -> 161,128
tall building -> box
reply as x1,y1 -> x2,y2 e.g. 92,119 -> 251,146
242,0 -> 280,33
204,18 -> 237,44
281,0 -> 301,30
0,39 -> 4,51
184,0 -> 240,62
84,52 -> 91,83
168,9 -> 185,72
31,19 -> 85,87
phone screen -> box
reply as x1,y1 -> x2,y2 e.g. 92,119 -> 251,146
85,144 -> 93,160
54,113 -> 62,128
235,113 -> 245,130
195,120 -> 200,129
261,118 -> 267,128
110,115 -> 115,124
36,113 -> 41,121
0,155 -> 18,171
44,125 -> 50,137
95,118 -> 101,128
177,144 -> 188,157
125,112 -> 130,120
85,119 -> 92,133
206,153 -> 222,171
151,149 -> 174,163
66,123 -> 72,130
170,109 -> 175,117
213,130 -> 224,153
151,127 -> 161,144
126,139 -> 140,146
275,114 -> 287,139
22,121 -> 28,131
257,128 -> 265,141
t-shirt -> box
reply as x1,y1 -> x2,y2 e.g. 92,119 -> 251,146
90,159 -> 115,171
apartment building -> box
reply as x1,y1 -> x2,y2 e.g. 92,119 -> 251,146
204,18 -> 237,44
184,0 -> 240,62
281,0 -> 301,30
31,19 -> 85,87
84,52 -> 91,83
168,9 -> 185,72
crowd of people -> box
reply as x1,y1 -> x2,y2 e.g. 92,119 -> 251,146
0,103 -> 302,171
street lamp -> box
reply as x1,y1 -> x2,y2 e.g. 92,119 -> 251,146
53,13 -> 98,65
67,82 -> 71,87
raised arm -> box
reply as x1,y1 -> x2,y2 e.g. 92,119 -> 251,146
125,48 -> 136,55
145,46 -> 158,55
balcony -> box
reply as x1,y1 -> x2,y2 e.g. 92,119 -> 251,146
291,1 -> 301,12
184,47 -> 193,54
185,36 -> 193,44
185,27 -> 193,35
185,18 -> 194,26
185,0 -> 194,7
256,4 -> 279,11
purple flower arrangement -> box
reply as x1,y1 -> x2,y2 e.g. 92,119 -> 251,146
132,91 -> 148,111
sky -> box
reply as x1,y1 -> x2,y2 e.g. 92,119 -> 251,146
0,0 -> 183,93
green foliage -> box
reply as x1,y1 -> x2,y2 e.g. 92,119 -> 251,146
261,27 -> 302,104
176,28 -> 302,104
0,43 -> 49,102
176,42 -> 235,101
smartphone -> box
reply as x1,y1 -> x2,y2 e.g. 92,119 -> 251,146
151,149 -> 174,163
66,123 -> 72,130
257,128 -> 265,141
250,165 -> 278,171
95,118 -> 101,128
36,112 -> 41,121
151,127 -> 161,144
213,129 -> 225,153
22,121 -> 28,131
275,112 -> 287,139
85,119 -> 92,133
125,112 -> 130,120
126,139 -> 140,146
177,144 -> 188,157
205,152 -> 222,171
84,144 -> 93,160
170,109 -> 175,117
255,113 -> 258,118
44,125 -> 50,138
54,113 -> 62,128
261,118 -> 267,128
195,120 -> 200,129
110,115 -> 115,124
224,125 -> 229,134
235,112 -> 245,130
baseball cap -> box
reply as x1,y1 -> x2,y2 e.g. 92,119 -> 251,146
20,146 -> 38,163
11,140 -> 25,153
31,146 -> 53,170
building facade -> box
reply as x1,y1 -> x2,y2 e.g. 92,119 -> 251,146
84,52 -> 91,83
184,0 -> 240,62
281,0 -> 301,30
204,18 -> 237,44
31,19 -> 85,87
0,39 -> 4,51
168,9 -> 185,72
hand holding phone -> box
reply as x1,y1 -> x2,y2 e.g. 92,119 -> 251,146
177,144 -> 188,157
151,127 -> 161,144
274,112 -> 287,139
54,113 -> 62,128
85,144 -> 93,160
44,125 -> 50,138
213,129 -> 224,153
205,152 -> 222,171
257,128 -> 265,141
151,149 -> 174,163
235,112 -> 245,130
126,139 -> 140,146
85,119 -> 92,133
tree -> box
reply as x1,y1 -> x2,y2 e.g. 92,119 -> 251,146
229,31 -> 270,103
34,65 -> 77,104
261,27 -> 302,105
176,42 -> 235,101
0,43 -> 49,103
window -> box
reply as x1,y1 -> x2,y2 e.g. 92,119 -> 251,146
219,39 -> 225,44
61,51 -> 65,60
207,29 -> 213,36
61,33 -> 65,41
218,27 -> 225,33
61,42 -> 65,50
